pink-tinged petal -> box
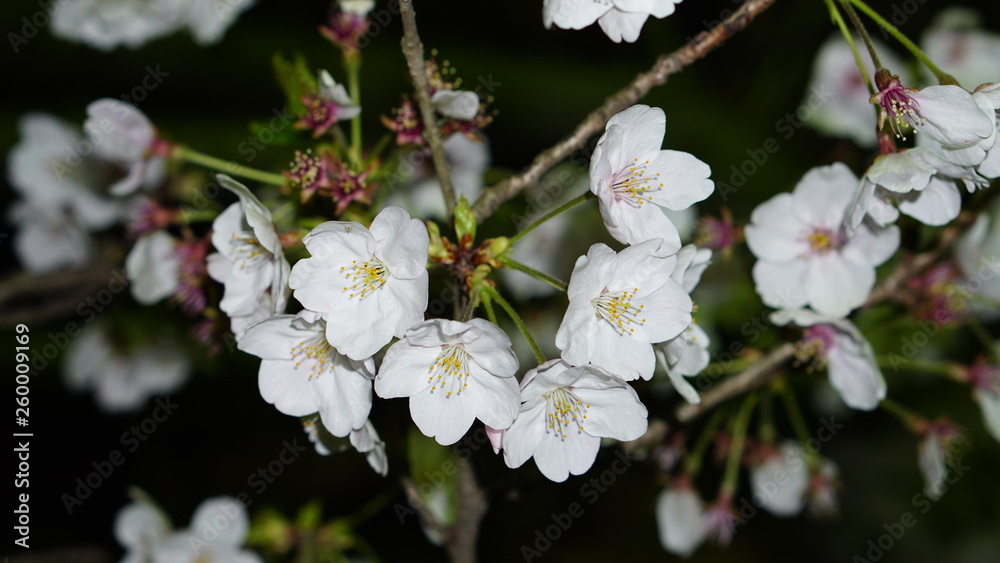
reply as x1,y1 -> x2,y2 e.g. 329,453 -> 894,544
501,400 -> 548,468
866,149 -> 936,193
257,359 -> 319,416
827,330 -> 885,410
657,487 -> 709,557
485,425 -> 504,454
532,431 -> 601,482
461,368 -> 520,430
974,390 -> 1000,443
564,244 -> 617,301
371,206 -> 428,278
408,386 -> 480,445
912,85 -> 994,148
631,279 -> 692,344
791,163 -> 858,228
316,363 -> 373,437
745,194 -> 812,261
543,0 -> 610,30
896,178 -> 962,226
604,105 -> 666,162
588,326 -> 657,380
375,340 -> 442,398
644,149 -> 714,210
598,9 -> 649,43
805,253 -> 874,318
190,497 -> 248,548
842,222 -> 899,266
572,383 -> 647,441
752,259 -> 810,310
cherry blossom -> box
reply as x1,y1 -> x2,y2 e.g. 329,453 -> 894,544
151,497 -> 262,563
125,230 -> 182,305
85,99 -> 168,196
746,163 -> 899,318
289,205 -> 429,360
296,70 -> 361,138
590,104 -> 714,250
967,363 -> 1000,443
772,308 -> 886,410
115,500 -> 171,563
493,359 -> 647,482
750,441 -> 809,517
917,421 -> 963,500
65,324 -> 190,413
375,319 -> 520,446
656,482 -> 709,557
543,0 -> 684,43
556,239 -> 692,381
239,313 -> 375,437
303,417 -> 388,476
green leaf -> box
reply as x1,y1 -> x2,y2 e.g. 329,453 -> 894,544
272,52 -> 318,115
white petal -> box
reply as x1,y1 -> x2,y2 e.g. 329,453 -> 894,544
656,487 -> 709,557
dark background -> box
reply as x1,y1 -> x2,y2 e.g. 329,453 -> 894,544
3,0 -> 1000,562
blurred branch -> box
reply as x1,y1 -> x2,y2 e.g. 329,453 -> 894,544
447,457 -> 488,563
677,211 -> 980,422
470,0 -> 779,223
399,0 -> 456,217
0,264 -> 121,325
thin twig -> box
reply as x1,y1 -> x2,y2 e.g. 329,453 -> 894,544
0,265 -> 123,325
399,0 -> 456,217
470,0 -> 779,223
677,343 -> 795,422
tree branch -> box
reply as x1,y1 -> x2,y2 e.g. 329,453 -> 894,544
399,0 -> 456,216
470,0 -> 779,223
445,457 -> 488,563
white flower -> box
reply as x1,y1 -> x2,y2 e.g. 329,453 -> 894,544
656,484 -> 709,558
65,324 -> 190,413
115,500 -> 171,563
917,422 -> 961,501
238,313 -> 375,437
847,162 -> 965,233
590,105 -> 713,249
84,99 -> 166,196
967,363 -> 1000,443
746,163 -> 900,318
804,34 -> 911,148
375,319 -> 520,446
151,497 -> 261,563
8,202 -> 93,274
340,0 -> 375,15
8,113 -> 122,228
556,239 -> 692,381
921,8 -> 1000,91
51,0 -> 181,51
955,207 -> 1000,320
289,205 -> 428,360
495,359 -> 647,482
750,441 -> 809,517
871,73 -> 994,150
303,417 -> 388,476
543,0 -> 683,43
126,231 -> 182,305
654,245 -> 712,403
431,89 -> 480,120
206,175 -> 291,339
772,308 -> 886,410
178,0 -> 256,45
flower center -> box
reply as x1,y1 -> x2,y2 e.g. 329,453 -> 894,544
340,257 -> 388,299
610,158 -> 663,206
871,77 -> 924,141
806,228 -> 841,255
291,335 -> 336,380
795,324 -> 837,372
427,344 -> 471,398
543,387 -> 590,439
230,232 -> 268,269
593,287 -> 646,335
